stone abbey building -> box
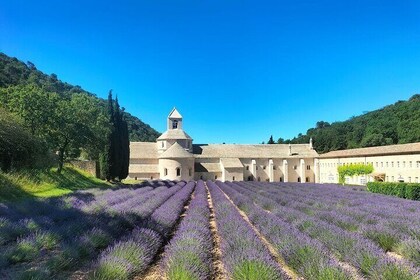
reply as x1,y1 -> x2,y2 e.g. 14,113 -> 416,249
129,108 -> 319,182
129,108 -> 420,184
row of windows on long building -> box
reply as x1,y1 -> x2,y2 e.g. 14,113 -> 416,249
320,161 -> 420,168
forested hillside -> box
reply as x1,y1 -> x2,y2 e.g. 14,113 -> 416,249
272,94 -> 420,153
0,52 -> 160,142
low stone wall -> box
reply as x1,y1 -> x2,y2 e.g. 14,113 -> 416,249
69,160 -> 99,177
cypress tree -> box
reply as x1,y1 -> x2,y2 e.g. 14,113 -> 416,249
268,135 -> 275,144
119,111 -> 130,180
113,96 -> 123,179
104,90 -> 115,181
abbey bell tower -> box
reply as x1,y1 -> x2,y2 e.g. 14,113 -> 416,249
167,108 -> 183,130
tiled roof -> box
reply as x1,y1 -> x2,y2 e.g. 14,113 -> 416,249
220,158 -> 243,169
129,142 -> 158,159
157,129 -> 192,140
193,144 -> 318,158
319,142 -> 420,158
159,142 -> 193,159
194,162 -> 221,172
129,164 -> 159,173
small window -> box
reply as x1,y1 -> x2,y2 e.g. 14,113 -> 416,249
273,166 -> 276,170
248,176 -> 252,181
215,175 -> 218,180
161,141 -> 164,148
134,177 -> 137,180
397,161 -> 400,168
164,168 -> 168,176
176,168 -> 181,176
391,162 -> 394,168
232,176 -> 235,181
297,177 -> 301,182
172,120 -> 178,129
263,166 -> 266,170
246,166 -> 249,170
409,161 -> 412,168
403,161 -> 406,168
200,175 -> 203,180
280,177 -> 283,182
150,176 -> 153,180
408,177 -> 412,183
386,162 -> 389,167
293,165 -> 297,170
256,166 -> 258,170
306,165 -> 311,170
306,177 -> 309,182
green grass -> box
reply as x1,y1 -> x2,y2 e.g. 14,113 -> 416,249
0,165 -> 111,201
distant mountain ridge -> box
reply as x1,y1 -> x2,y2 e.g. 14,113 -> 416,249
0,52 -> 160,142
277,94 -> 420,153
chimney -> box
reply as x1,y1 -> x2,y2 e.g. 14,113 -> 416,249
288,144 -> 292,156
309,138 -> 313,149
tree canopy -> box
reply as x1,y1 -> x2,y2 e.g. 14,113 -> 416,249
270,94 -> 420,153
0,52 -> 160,142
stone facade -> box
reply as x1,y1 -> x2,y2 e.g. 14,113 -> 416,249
128,108 -> 318,182
128,108 -> 420,185
318,143 -> 420,184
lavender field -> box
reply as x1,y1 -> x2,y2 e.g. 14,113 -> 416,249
0,180 -> 419,280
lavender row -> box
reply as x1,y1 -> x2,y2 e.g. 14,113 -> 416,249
207,180 -> 288,280
161,180 -> 213,280
230,181 -> 420,279
217,181 -> 351,280
0,182 -> 184,278
238,181 -> 420,262
91,181 -> 195,279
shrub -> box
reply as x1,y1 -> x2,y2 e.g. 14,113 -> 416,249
367,182 -> 420,200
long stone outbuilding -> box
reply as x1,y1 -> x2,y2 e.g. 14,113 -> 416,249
129,108 -> 420,184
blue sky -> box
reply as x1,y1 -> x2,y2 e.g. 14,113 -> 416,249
1,0 -> 419,144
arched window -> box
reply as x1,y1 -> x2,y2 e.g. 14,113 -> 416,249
297,177 -> 301,182
232,176 -> 235,181
176,168 -> 181,176
164,168 -> 168,176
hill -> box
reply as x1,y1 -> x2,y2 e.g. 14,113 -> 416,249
0,52 -> 160,142
273,94 -> 420,153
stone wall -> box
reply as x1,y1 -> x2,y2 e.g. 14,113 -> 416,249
69,160 -> 99,177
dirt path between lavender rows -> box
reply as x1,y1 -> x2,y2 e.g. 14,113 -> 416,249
205,182 -> 228,280
135,191 -> 196,280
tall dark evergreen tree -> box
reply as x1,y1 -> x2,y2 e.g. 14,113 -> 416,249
113,96 -> 123,178
104,90 -> 115,181
119,109 -> 130,180
268,135 -> 275,144
102,92 -> 130,181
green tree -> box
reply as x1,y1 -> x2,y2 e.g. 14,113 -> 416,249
0,108 -> 43,171
268,135 -> 275,144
